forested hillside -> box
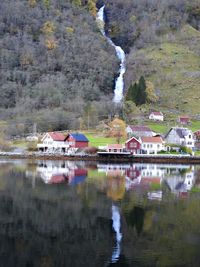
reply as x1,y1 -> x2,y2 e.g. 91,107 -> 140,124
1,0 -> 200,134
103,0 -> 200,115
0,0 -> 118,132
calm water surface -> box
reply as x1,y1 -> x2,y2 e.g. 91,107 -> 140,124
0,159 -> 200,267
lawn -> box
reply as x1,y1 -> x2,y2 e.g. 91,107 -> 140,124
134,25 -> 200,115
147,120 -> 200,134
85,133 -> 125,147
147,122 -> 170,134
12,139 -> 28,148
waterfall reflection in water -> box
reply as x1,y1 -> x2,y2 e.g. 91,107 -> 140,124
0,160 -> 199,266
111,205 -> 122,263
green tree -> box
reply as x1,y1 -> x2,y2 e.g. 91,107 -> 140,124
72,0 -> 82,7
136,76 -> 147,105
126,76 -> 147,106
126,82 -> 138,102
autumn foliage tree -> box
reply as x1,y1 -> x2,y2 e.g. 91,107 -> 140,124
108,117 -> 126,143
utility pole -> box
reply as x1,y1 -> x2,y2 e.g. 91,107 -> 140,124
87,111 -> 89,130
33,123 -> 37,135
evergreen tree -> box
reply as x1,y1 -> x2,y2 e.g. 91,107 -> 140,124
125,84 -> 133,101
136,76 -> 147,105
132,82 -> 139,104
126,82 -> 138,102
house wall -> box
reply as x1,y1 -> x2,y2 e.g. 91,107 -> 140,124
75,141 -> 88,148
165,129 -> 194,149
37,135 -> 69,152
184,134 -> 194,149
149,114 -> 163,121
126,139 -> 141,154
165,129 -> 183,145
141,142 -> 164,154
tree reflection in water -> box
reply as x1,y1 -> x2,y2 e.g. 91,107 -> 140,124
0,160 -> 199,266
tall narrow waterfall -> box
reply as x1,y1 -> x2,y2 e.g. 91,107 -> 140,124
96,6 -> 126,103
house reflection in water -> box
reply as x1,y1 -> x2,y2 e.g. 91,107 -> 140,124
164,165 -> 195,198
37,160 -> 87,186
97,163 -> 196,201
97,164 -> 130,201
36,161 -> 196,200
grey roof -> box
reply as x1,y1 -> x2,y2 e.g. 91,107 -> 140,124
128,125 -> 152,132
166,127 -> 190,139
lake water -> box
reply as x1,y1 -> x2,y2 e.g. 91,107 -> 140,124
0,159 -> 200,266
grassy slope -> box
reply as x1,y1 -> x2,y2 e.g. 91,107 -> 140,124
85,133 -> 126,147
131,25 -> 200,115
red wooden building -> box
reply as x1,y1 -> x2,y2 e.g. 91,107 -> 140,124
125,136 -> 141,154
178,116 -> 190,125
65,133 -> 89,148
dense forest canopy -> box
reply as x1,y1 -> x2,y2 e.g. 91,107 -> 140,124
0,0 -> 118,132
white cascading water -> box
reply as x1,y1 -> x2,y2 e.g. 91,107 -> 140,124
96,6 -> 126,103
111,205 -> 122,263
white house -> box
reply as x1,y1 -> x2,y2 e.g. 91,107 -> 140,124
140,164 -> 166,178
140,136 -> 165,154
149,111 -> 164,121
165,127 -> 195,150
37,132 -> 69,153
37,160 -> 69,183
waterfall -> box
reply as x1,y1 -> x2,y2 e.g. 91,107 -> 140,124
111,205 -> 122,263
96,6 -> 126,103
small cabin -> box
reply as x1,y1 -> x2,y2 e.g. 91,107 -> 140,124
149,111 -> 164,121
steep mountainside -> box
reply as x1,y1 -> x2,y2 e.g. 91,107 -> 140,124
103,0 -> 200,115
0,0 -> 118,130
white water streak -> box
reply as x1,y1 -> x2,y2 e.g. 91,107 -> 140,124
111,205 -> 122,263
96,6 -> 126,103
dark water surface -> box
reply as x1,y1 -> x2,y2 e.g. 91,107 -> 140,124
0,159 -> 200,267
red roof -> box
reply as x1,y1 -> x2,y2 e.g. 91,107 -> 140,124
179,116 -> 190,123
194,130 -> 200,136
48,174 -> 66,184
141,136 -> 163,143
150,111 -> 163,116
48,132 -> 66,141
128,125 -> 152,132
107,144 -> 123,149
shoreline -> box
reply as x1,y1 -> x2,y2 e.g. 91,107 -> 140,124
1,153 -> 200,164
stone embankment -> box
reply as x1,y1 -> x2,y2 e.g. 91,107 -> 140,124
1,152 -> 200,164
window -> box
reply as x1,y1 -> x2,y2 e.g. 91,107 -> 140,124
130,142 -> 137,148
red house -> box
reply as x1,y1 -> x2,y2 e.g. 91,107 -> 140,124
65,133 -> 89,148
178,116 -> 190,125
125,136 -> 141,154
125,167 -> 141,180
